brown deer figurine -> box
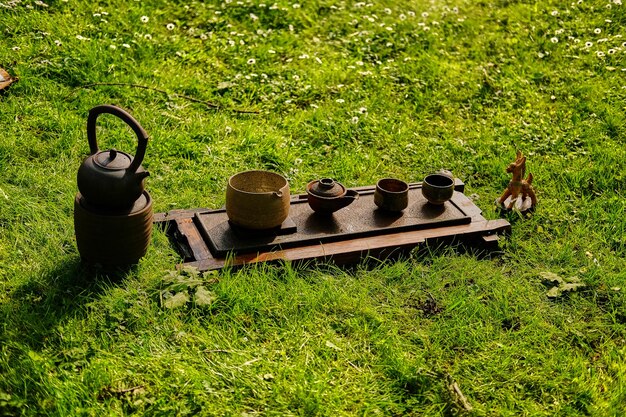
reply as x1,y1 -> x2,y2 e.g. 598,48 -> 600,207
496,151 -> 537,211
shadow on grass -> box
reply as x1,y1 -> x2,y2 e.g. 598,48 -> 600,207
0,256 -> 142,412
411,237 -> 504,263
386,367 -> 467,416
293,236 -> 505,275
0,256 -> 138,351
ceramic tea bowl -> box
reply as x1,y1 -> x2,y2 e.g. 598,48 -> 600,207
421,173 -> 454,205
226,170 -> 290,230
374,178 -> 409,212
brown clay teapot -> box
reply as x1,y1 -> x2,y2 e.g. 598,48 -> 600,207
306,178 -> 359,214
77,105 -> 150,209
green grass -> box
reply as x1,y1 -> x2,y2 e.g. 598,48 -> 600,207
1,0 -> 626,415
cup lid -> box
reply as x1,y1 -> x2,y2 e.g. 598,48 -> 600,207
308,178 -> 346,197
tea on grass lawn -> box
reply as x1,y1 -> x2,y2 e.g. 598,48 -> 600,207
1,0 -> 625,415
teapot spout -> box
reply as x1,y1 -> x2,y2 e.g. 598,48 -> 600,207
336,189 -> 359,210
136,171 -> 150,181
333,190 -> 359,211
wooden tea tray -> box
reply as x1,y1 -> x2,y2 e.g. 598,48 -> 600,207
154,180 -> 511,271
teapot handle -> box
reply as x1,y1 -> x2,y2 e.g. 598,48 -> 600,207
87,104 -> 149,173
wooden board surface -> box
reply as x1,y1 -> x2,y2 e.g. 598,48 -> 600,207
154,181 -> 511,271
197,186 -> 471,256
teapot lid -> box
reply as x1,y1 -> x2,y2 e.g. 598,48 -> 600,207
308,178 -> 346,197
94,149 -> 132,170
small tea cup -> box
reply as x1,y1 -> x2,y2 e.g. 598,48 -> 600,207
421,173 -> 454,205
374,178 -> 409,212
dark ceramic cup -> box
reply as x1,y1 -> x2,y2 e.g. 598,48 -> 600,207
374,178 -> 409,212
421,173 -> 454,205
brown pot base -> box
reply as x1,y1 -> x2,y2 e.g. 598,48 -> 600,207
74,192 -> 153,266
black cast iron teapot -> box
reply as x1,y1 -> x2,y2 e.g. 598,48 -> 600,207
77,105 -> 150,209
